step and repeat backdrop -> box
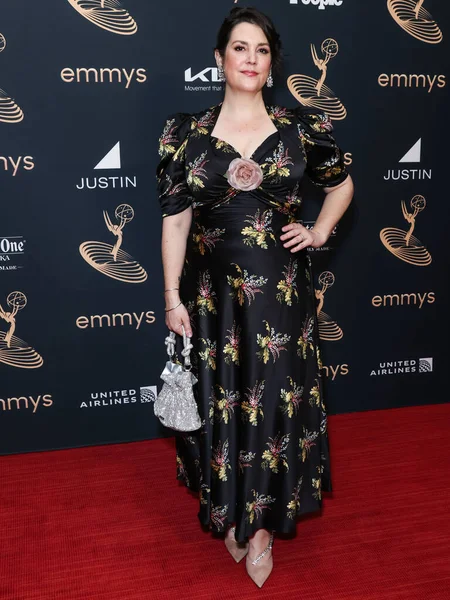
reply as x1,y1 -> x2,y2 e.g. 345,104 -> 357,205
1,1 -> 448,454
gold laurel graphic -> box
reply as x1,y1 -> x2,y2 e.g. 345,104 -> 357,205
0,292 -> 43,369
380,195 -> 432,266
387,0 -> 443,44
67,0 -> 138,35
287,39 -> 347,120
315,271 -> 343,341
79,204 -> 148,284
0,88 -> 24,123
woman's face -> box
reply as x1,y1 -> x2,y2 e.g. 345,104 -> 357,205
217,22 -> 272,92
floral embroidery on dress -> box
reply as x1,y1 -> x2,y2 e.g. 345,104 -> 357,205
213,138 -> 236,153
227,263 -> 267,306
308,112 -> 333,133
211,439 -> 231,481
276,259 -> 299,305
241,380 -> 265,426
239,450 -> 256,473
276,182 -> 301,223
193,224 -> 225,255
280,377 -> 304,418
163,174 -> 188,199
256,320 -> 291,364
268,106 -> 293,127
287,476 -> 303,519
223,322 -> 242,366
200,483 -> 210,505
176,454 -> 189,487
197,270 -> 217,315
209,385 -> 240,424
241,208 -> 276,249
261,141 -> 294,182
187,151 -> 209,190
309,382 -> 320,407
312,465 -> 324,500
299,427 -> 319,463
210,504 -> 229,530
158,118 -> 178,158
191,110 -> 216,137
261,433 -> 290,473
297,316 -> 315,359
246,489 -> 276,524
173,136 -> 188,163
199,338 -> 217,370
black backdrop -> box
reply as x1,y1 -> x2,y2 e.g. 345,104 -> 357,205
1,0 -> 449,455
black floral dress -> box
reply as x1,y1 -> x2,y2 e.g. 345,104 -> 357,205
156,103 -> 348,542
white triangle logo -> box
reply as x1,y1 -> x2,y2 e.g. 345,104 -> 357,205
94,142 -> 121,170
399,139 -> 421,163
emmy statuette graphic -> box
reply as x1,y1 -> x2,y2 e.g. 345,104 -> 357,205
287,38 -> 347,120
315,272 -> 343,341
0,292 -> 43,369
387,0 -> 442,44
67,0 -> 138,35
0,32 -> 24,124
380,195 -> 432,266
79,204 -> 148,283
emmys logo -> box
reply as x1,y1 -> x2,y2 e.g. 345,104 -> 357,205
370,357 -> 433,376
76,142 -> 137,190
322,363 -> 349,380
67,0 -> 137,35
79,385 -> 157,408
76,310 -> 155,329
288,38 -> 346,120
372,291 -> 435,308
380,195 -> 432,266
315,271 -> 343,341
384,139 -> 431,181
0,236 -> 26,271
79,204 -> 148,283
0,292 -> 43,369
0,32 -> 24,124
289,0 -> 343,7
60,67 -> 147,88
0,155 -> 35,176
378,73 -> 445,92
0,394 -> 52,413
387,0 -> 442,44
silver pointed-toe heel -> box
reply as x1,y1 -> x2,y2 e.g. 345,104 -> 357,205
224,526 -> 249,563
246,532 -> 274,588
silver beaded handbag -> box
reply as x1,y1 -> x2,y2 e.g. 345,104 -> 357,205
153,326 -> 201,432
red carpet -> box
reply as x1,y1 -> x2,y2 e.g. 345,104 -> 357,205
1,403 -> 449,600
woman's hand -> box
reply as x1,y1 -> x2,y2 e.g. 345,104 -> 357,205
280,223 -> 328,252
165,303 -> 193,338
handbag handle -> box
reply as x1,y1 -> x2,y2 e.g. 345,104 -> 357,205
164,326 -> 193,370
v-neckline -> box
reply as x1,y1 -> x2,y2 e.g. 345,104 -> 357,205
210,103 -> 280,160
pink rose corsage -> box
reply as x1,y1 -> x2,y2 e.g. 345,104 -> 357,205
225,157 -> 264,191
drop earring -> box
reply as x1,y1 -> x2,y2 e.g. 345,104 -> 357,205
217,65 -> 225,82
266,68 -> 273,88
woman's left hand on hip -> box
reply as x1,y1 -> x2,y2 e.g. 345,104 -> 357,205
280,222 -> 328,252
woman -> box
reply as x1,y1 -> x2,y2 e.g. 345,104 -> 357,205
156,6 -> 353,588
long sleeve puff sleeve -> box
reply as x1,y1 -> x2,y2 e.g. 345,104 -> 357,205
296,108 -> 348,188
156,112 -> 193,218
